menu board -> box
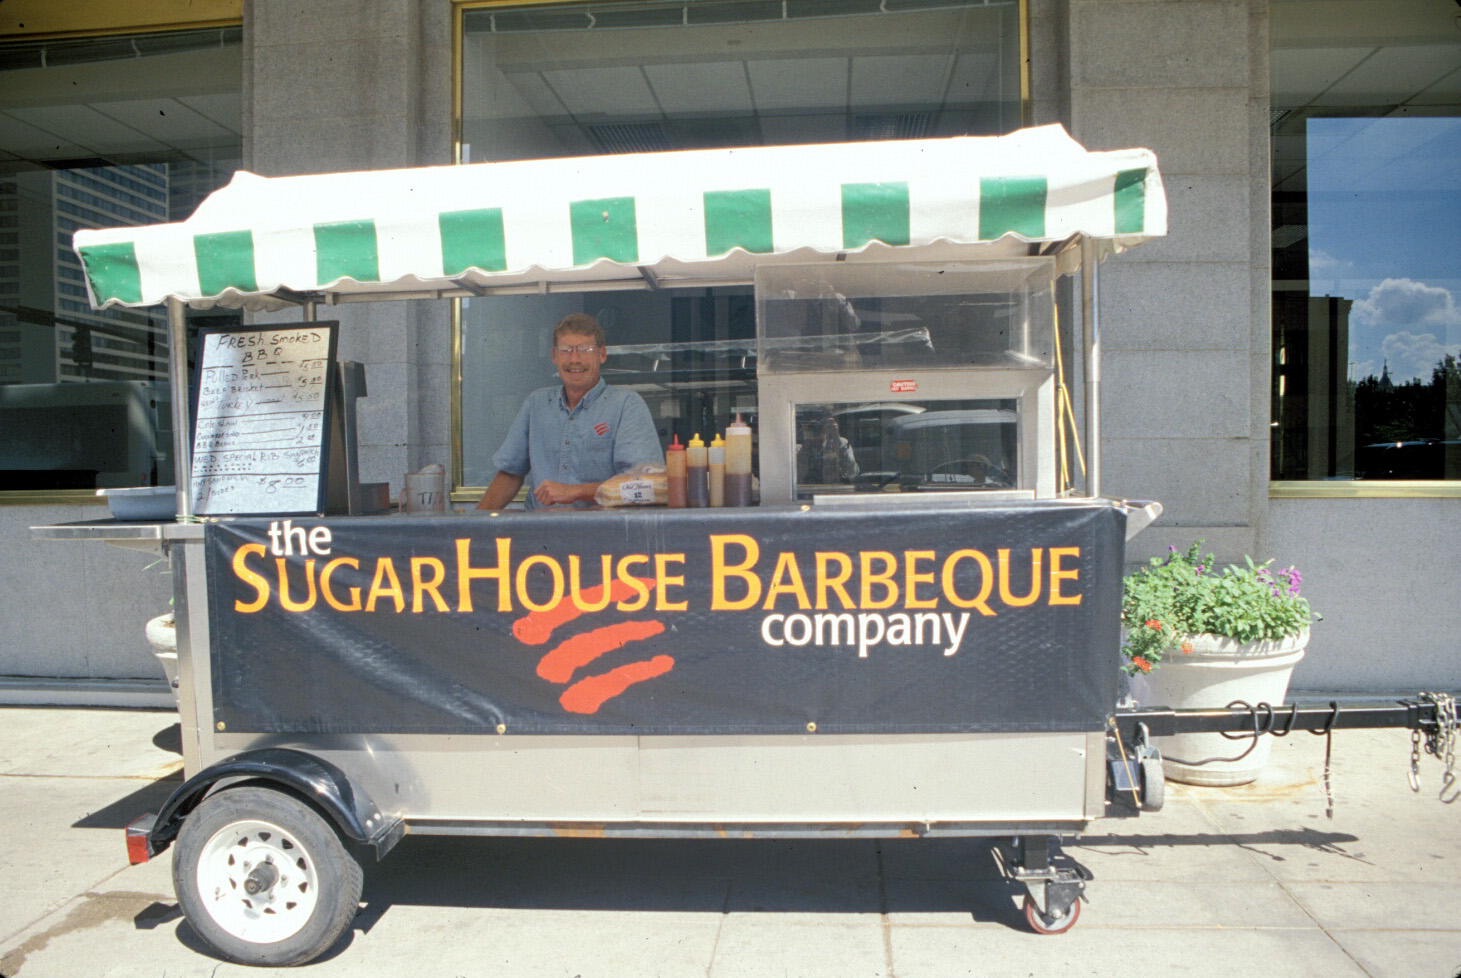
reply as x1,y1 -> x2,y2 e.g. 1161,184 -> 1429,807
191,323 -> 338,516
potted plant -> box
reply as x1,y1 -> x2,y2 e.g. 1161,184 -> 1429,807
1122,542 -> 1316,786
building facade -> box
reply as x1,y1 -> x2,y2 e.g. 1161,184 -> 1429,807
1,0 -> 1456,702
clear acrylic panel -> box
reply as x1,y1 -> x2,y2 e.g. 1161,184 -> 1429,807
756,260 -> 1056,374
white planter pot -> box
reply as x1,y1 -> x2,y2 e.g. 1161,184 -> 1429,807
1138,630 -> 1309,787
145,611 -> 179,697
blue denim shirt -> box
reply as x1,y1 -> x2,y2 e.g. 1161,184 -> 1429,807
491,379 -> 663,508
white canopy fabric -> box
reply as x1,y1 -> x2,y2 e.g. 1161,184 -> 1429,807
73,124 -> 1165,311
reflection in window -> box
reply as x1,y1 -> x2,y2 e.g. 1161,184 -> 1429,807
0,27 -> 242,490
461,0 -> 1021,162
1270,1 -> 1460,481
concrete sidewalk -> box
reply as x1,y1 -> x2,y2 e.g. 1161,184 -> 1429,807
1,706 -> 1458,978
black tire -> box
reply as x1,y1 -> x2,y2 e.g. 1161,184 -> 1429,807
1140,756 -> 1166,812
172,785 -> 363,967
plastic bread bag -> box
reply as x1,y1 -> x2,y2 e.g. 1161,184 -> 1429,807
594,463 -> 669,507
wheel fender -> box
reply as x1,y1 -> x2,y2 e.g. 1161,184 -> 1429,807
146,748 -> 402,861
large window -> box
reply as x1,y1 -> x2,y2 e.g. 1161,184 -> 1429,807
0,27 -> 242,491
1270,0 -> 1461,483
458,0 -> 1023,490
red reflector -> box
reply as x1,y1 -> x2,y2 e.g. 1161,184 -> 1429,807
125,814 -> 156,865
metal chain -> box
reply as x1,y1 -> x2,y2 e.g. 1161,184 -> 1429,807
1414,692 -> 1458,803
1431,693 -> 1457,803
1410,725 -> 1423,792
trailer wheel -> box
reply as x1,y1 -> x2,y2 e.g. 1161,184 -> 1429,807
1023,893 -> 1081,935
173,785 -> 363,966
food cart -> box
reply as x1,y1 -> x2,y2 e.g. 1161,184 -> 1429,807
34,125 -> 1457,965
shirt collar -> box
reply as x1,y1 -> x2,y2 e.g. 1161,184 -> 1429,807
559,377 -> 607,414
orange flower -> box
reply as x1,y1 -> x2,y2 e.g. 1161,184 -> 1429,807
1182,641 -> 1194,654
1132,656 -> 1153,673
1145,619 -> 1163,630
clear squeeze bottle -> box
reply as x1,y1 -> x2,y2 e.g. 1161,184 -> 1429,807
686,432 -> 709,508
666,434 -> 688,508
724,413 -> 753,507
708,433 -> 726,507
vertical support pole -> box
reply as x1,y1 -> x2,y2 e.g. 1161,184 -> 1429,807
167,297 -> 193,519
1080,237 -> 1101,498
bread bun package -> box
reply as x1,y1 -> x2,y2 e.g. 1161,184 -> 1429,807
594,463 -> 669,507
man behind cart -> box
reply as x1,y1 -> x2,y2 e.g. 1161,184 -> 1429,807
478,313 -> 663,510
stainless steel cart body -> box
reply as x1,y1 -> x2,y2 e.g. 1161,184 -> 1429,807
40,126 -> 1188,958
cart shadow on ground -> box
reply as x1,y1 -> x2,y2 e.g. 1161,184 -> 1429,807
131,820 -> 1370,967
128,819 -> 1369,967
344,819 -> 1364,928
72,723 -> 1363,964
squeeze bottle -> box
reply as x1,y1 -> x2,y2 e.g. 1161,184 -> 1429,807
666,434 -> 688,508
686,433 -> 709,508
724,413 -> 753,507
708,434 -> 726,507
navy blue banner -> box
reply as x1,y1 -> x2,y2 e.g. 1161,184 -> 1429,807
204,502 -> 1126,735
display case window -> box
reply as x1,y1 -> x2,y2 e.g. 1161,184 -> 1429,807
792,397 -> 1018,499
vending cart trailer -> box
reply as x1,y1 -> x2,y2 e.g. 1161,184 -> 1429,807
35,125 -> 1458,966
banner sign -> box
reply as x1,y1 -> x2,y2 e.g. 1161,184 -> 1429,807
203,503 -> 1126,736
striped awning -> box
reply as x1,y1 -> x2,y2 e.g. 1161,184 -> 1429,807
73,124 -> 1165,311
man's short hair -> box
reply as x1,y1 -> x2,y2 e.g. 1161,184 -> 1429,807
553,313 -> 606,349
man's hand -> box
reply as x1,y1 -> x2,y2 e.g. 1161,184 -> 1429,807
533,479 -> 599,507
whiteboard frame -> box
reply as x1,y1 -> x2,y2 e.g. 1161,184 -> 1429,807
188,321 -> 339,517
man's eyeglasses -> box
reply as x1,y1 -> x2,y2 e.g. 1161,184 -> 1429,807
554,344 -> 599,356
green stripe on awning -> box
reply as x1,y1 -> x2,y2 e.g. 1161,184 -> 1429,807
704,189 -> 773,256
1114,168 -> 1147,234
979,177 -> 1047,239
440,207 -> 507,275
314,219 -> 380,284
194,230 -> 257,295
570,196 -> 639,265
842,182 -> 910,249
77,242 -> 142,304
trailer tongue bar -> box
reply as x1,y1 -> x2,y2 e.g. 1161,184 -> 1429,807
1113,695 -> 1460,741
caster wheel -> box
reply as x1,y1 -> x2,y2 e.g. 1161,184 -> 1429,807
1023,892 -> 1081,935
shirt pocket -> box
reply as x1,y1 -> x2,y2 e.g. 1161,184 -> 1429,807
580,426 -> 613,459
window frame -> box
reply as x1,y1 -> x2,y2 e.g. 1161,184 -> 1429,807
448,0 -> 1032,502
1267,0 -> 1461,498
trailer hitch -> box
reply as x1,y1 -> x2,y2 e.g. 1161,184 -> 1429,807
1113,694 -> 1460,742
1111,693 -> 1461,808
